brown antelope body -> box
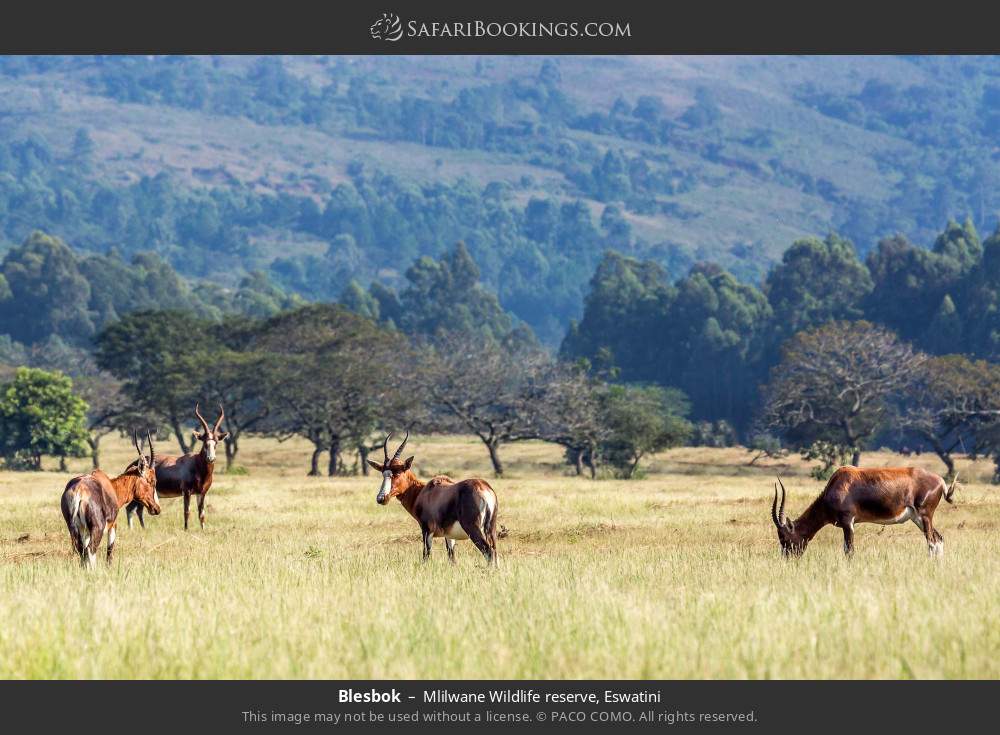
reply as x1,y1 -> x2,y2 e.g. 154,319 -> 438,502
771,467 -> 957,558
127,404 -> 228,530
371,433 -> 499,565
61,432 -> 160,568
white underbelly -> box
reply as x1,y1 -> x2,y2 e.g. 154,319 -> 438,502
871,506 -> 915,525
440,523 -> 470,541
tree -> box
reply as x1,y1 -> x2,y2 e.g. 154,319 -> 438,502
71,127 -> 95,168
398,242 -> 514,339
96,310 -> 215,454
74,371 -> 147,470
761,321 -> 923,467
0,367 -> 89,470
562,252 -> 771,429
0,231 -> 95,345
745,431 -> 788,466
897,355 -> 1000,478
250,305 -> 411,476
534,361 -> 609,478
599,384 -> 691,479
199,346 -> 272,472
418,331 -> 550,476
764,233 -> 872,346
955,225 -> 1000,359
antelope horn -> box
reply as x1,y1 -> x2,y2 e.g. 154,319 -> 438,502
214,403 -> 225,434
777,476 -> 788,526
194,403 -> 210,434
146,430 -> 155,463
132,430 -> 143,458
391,430 -> 410,462
771,484 -> 781,529
383,432 -> 393,464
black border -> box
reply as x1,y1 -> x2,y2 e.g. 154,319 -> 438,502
3,1 -> 1000,54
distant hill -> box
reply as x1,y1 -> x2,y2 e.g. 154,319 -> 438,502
1,55 -> 998,343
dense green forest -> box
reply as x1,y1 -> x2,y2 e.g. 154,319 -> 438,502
6,56 -> 1000,471
5,56 -> 1000,343
561,219 -> 999,430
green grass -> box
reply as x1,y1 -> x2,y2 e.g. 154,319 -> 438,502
1,436 -> 997,679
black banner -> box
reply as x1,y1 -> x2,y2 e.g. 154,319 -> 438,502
3,0 -> 1000,53
3,680 -> 997,732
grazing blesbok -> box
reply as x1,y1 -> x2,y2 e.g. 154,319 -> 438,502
127,404 -> 228,530
61,432 -> 160,568
771,468 -> 957,558
371,432 -> 499,565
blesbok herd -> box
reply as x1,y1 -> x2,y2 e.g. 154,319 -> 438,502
55,405 -> 960,570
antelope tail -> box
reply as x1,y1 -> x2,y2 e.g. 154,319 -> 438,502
484,502 -> 498,546
944,473 -> 959,504
69,491 -> 90,552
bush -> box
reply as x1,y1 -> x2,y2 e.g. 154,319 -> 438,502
0,367 -> 90,471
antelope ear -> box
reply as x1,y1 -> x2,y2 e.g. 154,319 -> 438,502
367,460 -> 383,472
403,456 -> 414,471
216,431 -> 230,441
191,430 -> 201,439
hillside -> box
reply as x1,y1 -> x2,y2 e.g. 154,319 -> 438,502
1,55 -> 999,343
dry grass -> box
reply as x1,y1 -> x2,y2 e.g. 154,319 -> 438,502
0,435 -> 997,679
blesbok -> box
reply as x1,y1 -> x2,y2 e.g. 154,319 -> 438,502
371,432 -> 499,565
770,467 -> 957,558
127,403 -> 228,530
61,432 -> 160,568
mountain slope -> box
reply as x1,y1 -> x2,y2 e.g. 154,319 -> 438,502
1,55 -> 997,343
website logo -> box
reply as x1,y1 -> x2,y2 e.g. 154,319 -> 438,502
370,13 -> 404,42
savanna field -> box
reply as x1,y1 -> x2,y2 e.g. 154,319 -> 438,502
1,435 -> 998,679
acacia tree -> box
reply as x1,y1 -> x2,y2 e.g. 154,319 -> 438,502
418,331 -> 550,476
534,361 -> 609,478
761,320 -> 924,468
896,355 -> 1000,478
252,305 -> 411,476
96,310 -> 215,454
200,323 -> 275,471
74,371 -> 144,469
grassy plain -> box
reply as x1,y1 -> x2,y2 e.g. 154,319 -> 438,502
1,435 -> 997,679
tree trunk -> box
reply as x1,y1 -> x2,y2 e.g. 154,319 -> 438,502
327,436 -> 341,477
59,455 -> 67,472
586,442 -> 598,480
308,444 -> 323,476
625,453 -> 642,479
224,434 -> 238,471
930,439 -> 955,480
486,439 -> 504,477
359,444 -> 370,476
572,447 -> 584,476
851,448 -> 861,467
171,415 -> 191,455
88,435 -> 101,470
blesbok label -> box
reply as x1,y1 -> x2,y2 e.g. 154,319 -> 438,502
338,688 -> 402,703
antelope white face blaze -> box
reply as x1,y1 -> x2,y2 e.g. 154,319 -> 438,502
376,470 -> 392,504
204,439 -> 217,463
